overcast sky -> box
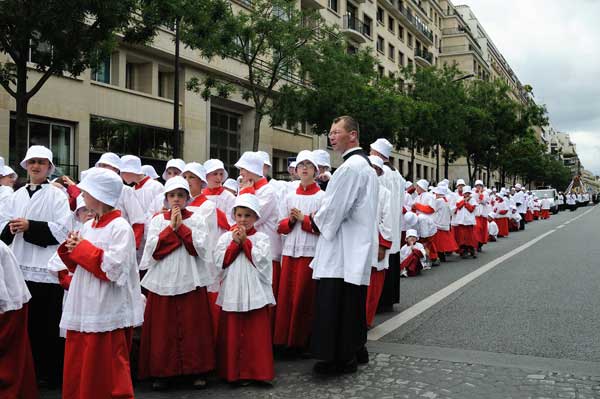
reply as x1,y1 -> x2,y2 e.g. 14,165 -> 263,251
457,0 -> 600,175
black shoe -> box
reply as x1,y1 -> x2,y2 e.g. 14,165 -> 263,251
356,346 -> 369,364
152,379 -> 169,391
313,361 -> 338,375
439,253 -> 446,262
431,259 -> 441,267
337,359 -> 358,374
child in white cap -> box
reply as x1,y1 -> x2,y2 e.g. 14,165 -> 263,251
161,159 -> 185,181
223,178 -> 239,196
203,159 -> 236,222
0,240 -> 37,398
0,145 -> 71,387
274,150 -> 324,350
452,186 -> 478,258
57,167 -> 143,398
400,229 -> 426,277
120,154 -> 164,217
0,156 -> 16,203
214,194 -> 275,384
487,213 -> 499,241
138,176 -> 216,390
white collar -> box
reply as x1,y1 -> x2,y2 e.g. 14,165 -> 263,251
342,147 -> 362,157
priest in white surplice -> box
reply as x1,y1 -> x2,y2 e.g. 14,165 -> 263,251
309,116 -> 379,375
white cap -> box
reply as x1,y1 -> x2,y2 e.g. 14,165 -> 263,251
404,211 -> 417,226
296,150 -> 319,171
232,193 -> 261,219
162,159 -> 186,180
223,178 -> 239,193
312,149 -> 331,168
95,153 -> 122,171
1,166 -> 16,178
182,162 -> 207,184
441,179 -> 449,185
235,152 -> 264,177
405,181 -> 413,190
120,155 -> 143,174
77,167 -> 123,207
141,165 -> 159,179
515,183 -> 522,190
474,180 -> 484,187
416,179 -> 429,191
456,178 -> 466,186
368,155 -> 384,172
75,194 -> 86,212
256,151 -> 272,167
462,185 -> 473,195
406,229 -> 419,239
204,159 -> 229,181
433,185 -> 448,195
289,161 -> 297,169
163,175 -> 190,196
20,145 -> 55,175
370,138 -> 393,159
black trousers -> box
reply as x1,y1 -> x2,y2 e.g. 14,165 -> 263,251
377,252 -> 400,311
26,281 -> 65,386
311,278 -> 367,364
519,214 -> 526,230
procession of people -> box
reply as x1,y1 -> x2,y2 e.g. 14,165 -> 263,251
0,115 -> 588,398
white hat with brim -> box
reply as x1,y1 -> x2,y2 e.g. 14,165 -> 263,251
474,180 -> 484,187
462,185 -> 473,195
370,138 -> 393,159
1,166 -> 16,178
77,167 -> 123,207
95,153 -> 122,171
204,159 -> 229,181
416,179 -> 429,191
141,165 -> 159,179
433,186 -> 448,195
456,179 -> 466,186
515,183 -> 522,190
163,176 -> 190,208
404,211 -> 417,226
368,155 -> 385,172
234,152 -> 264,177
20,145 -> 55,176
406,229 -> 419,239
289,161 -> 297,169
120,155 -> 143,175
182,162 -> 207,185
405,181 -> 413,190
257,151 -> 272,167
223,178 -> 239,193
296,150 -> 319,172
232,193 -> 261,219
312,149 -> 331,168
162,159 -> 186,180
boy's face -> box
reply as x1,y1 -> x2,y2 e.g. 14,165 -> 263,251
76,207 -> 96,223
81,190 -> 103,213
0,175 -> 14,187
407,236 -> 417,245
296,161 -> 316,180
206,170 -> 225,187
182,172 -> 203,196
166,188 -> 188,209
120,172 -> 140,184
234,206 -> 257,230
27,158 -> 50,182
164,167 -> 181,181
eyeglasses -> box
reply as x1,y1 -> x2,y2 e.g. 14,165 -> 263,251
296,163 -> 314,169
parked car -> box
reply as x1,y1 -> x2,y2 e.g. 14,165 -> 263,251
531,188 -> 559,214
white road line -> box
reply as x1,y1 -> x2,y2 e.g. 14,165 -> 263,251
367,206 -> 597,341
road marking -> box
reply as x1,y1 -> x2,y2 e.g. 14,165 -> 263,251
368,206 -> 597,341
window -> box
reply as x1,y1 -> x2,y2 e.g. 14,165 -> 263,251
209,108 -> 241,177
407,33 -> 414,48
424,166 -> 428,180
377,7 -> 384,24
328,0 -> 338,12
388,44 -> 395,61
377,65 -> 385,78
363,15 -> 373,38
91,56 -> 111,84
89,116 -> 183,169
388,16 -> 395,34
399,159 -> 404,175
416,163 -> 422,179
398,51 -> 404,66
377,36 -> 385,54
126,63 -> 135,90
398,25 -> 404,42
9,116 -> 74,178
408,58 -> 414,71
389,71 -> 395,79
158,71 -> 174,99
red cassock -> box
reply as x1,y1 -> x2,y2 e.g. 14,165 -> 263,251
274,256 -> 316,348
541,209 -> 550,219
217,306 -> 274,382
0,304 -> 38,399
138,288 -> 215,379
432,229 -> 459,253
453,225 -> 478,249
533,210 -> 540,220
494,218 -> 510,237
401,250 -> 423,277
63,328 -> 134,399
525,210 -> 534,222
418,236 -> 438,261
207,291 -> 221,340
474,216 -> 489,245
366,268 -> 386,327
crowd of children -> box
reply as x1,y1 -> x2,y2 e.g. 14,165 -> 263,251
0,134 -> 571,397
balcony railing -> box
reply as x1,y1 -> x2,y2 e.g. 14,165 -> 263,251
414,47 -> 433,63
439,44 -> 481,56
396,3 -> 433,42
342,15 -> 371,38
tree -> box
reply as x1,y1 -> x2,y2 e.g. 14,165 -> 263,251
0,0 -> 160,164
188,0 -> 322,151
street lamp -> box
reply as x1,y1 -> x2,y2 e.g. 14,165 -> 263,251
452,73 -> 475,83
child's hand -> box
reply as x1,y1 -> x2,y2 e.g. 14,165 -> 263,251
171,207 -> 182,230
237,225 -> 247,243
9,218 -> 30,234
291,208 -> 304,221
232,227 -> 241,244
66,232 -> 82,252
288,209 -> 297,223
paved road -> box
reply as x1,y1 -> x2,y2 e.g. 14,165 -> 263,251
39,205 -> 600,398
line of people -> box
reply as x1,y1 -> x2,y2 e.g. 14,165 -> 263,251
0,120 -> 564,398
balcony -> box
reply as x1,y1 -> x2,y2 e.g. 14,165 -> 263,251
300,0 -> 325,10
342,15 -> 370,44
395,2 -> 434,44
414,47 -> 433,65
439,44 -> 481,57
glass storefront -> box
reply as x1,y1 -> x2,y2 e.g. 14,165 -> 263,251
210,108 -> 241,178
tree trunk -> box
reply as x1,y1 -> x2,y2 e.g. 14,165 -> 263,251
486,164 -> 491,187
15,59 -> 30,170
436,144 -> 440,183
466,156 -> 472,185
173,17 -> 181,157
444,150 -> 449,181
409,139 -> 415,181
252,111 -> 263,151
